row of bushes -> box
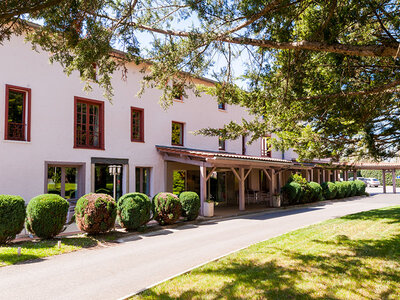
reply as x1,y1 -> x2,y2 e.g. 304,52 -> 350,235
281,174 -> 366,205
0,191 -> 201,244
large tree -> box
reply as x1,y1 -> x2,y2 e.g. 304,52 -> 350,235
1,0 -> 400,161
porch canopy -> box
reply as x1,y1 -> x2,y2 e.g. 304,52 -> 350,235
156,145 -> 292,214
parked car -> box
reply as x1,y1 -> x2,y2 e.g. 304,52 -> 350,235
365,178 -> 380,187
356,177 -> 367,183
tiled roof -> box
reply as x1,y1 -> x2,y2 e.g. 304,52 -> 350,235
156,145 -> 292,164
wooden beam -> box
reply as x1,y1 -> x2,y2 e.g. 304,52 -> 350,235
244,168 -> 253,180
200,164 -> 207,216
239,168 -> 245,211
231,167 -> 241,181
164,154 -> 212,167
262,168 -> 271,181
205,167 -> 217,181
382,170 -> 386,193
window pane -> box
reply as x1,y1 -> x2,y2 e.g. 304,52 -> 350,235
135,168 -> 141,192
65,168 -> 78,199
132,110 -> 142,141
173,170 -> 186,195
76,100 -> 101,148
171,122 -> 183,145
95,164 -> 123,200
142,168 -> 149,195
7,90 -> 25,140
47,166 -> 62,195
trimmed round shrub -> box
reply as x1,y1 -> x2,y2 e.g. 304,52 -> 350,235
152,192 -> 182,225
26,194 -> 69,239
350,181 -> 358,197
179,192 -> 200,221
117,193 -> 151,230
75,193 -> 117,234
0,195 -> 26,244
321,182 -> 337,200
281,182 -> 302,205
308,182 -> 323,202
335,182 -> 346,199
354,180 -> 366,196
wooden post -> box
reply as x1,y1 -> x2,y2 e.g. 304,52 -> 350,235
271,169 -> 276,194
239,168 -> 245,210
322,170 -> 326,182
344,170 -> 348,181
310,169 -> 314,182
200,165 -> 207,215
279,171 -> 283,189
392,169 -> 396,194
382,170 -> 386,193
317,169 -> 320,183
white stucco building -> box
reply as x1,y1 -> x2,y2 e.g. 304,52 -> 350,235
1,32 -> 337,213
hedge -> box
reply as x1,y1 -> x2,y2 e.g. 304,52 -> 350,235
354,180 -> 366,195
0,195 -> 26,244
309,182 -> 323,202
281,181 -> 302,205
26,194 -> 69,239
117,193 -> 152,230
321,182 -> 337,200
335,182 -> 347,199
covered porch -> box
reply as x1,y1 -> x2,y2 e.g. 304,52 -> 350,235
157,146 -> 294,215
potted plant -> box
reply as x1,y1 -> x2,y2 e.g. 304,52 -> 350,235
272,193 -> 281,208
203,199 -> 214,217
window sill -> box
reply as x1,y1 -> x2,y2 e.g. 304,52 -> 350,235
74,146 -> 105,150
218,109 -> 227,113
3,139 -> 31,144
131,140 -> 145,143
171,144 -> 184,147
173,99 -> 184,103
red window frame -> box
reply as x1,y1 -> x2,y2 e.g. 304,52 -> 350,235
171,121 -> 184,146
131,107 -> 144,142
74,96 -> 104,150
261,135 -> 272,157
218,103 -> 226,110
5,84 -> 31,141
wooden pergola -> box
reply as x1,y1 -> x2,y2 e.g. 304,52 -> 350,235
156,146 -> 293,214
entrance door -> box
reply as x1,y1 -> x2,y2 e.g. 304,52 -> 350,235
94,164 -> 123,200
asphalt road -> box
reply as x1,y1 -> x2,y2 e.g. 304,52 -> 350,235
1,193 -> 399,300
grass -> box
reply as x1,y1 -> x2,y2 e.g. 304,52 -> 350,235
133,206 -> 400,299
0,231 -> 123,267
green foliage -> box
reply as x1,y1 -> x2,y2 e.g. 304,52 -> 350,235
342,181 -> 352,198
321,182 -> 337,200
354,180 -> 367,196
117,193 -> 151,230
75,193 -> 116,234
152,192 -> 182,225
335,182 -> 347,199
179,192 -> 200,221
308,182 -> 323,202
281,182 -> 302,205
350,181 -> 358,197
0,195 -> 26,244
26,194 -> 69,239
288,174 -> 312,203
173,171 -> 186,195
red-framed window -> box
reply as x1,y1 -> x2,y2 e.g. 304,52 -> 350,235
218,103 -> 226,110
261,135 -> 272,157
171,121 -> 184,146
74,97 -> 104,149
5,85 -> 31,141
131,107 -> 144,142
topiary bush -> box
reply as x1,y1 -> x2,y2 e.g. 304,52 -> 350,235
281,182 -> 302,205
152,192 -> 182,225
117,193 -> 151,230
287,174 -> 312,203
335,182 -> 346,199
354,180 -> 366,196
26,194 -> 69,239
321,182 -> 337,200
75,193 -> 117,234
0,195 -> 26,244
308,182 -> 323,201
179,191 -> 200,221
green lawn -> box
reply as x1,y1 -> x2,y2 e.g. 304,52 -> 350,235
0,232 -> 124,267
134,206 -> 400,299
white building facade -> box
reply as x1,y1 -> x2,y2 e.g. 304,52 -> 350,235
1,33 -> 310,212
